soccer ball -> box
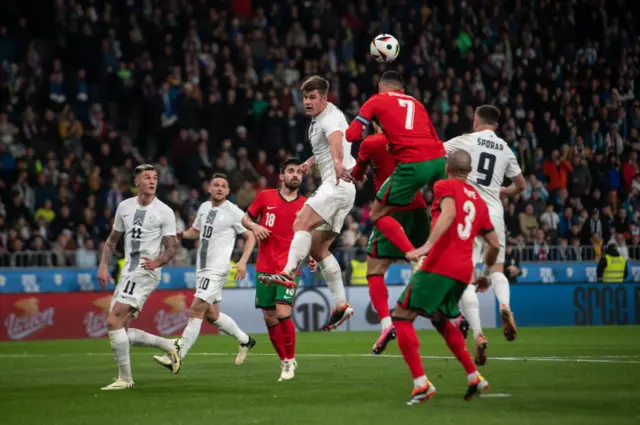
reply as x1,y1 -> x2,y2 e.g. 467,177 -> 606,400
370,34 -> 400,63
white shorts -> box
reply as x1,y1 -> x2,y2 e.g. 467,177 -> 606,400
194,270 -> 229,304
306,181 -> 356,234
110,270 -> 160,314
472,215 -> 506,265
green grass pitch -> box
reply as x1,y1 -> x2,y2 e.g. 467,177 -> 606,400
1,327 -> 640,425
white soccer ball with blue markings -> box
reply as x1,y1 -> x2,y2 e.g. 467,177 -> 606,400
370,34 -> 400,63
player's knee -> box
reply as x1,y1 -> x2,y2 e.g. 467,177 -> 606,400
292,215 -> 310,232
107,311 -> 127,331
275,305 -> 293,321
391,306 -> 413,321
461,287 -> 479,307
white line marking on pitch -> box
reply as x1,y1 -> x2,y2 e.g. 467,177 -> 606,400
0,352 -> 639,364
481,394 -> 513,398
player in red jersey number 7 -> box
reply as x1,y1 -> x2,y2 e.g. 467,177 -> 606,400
394,149 -> 500,405
351,122 -> 431,355
346,71 -> 446,262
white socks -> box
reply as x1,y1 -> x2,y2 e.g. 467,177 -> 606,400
127,328 -> 173,352
214,313 -> 249,345
108,328 -> 132,382
318,255 -> 347,307
491,272 -> 511,308
180,318 -> 203,359
461,284 -> 483,339
380,316 -> 392,330
284,231 -> 312,275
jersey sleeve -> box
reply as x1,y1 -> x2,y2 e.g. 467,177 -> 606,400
433,181 -> 454,207
320,110 -> 344,137
351,139 -> 372,180
161,206 -> 177,237
113,203 -> 125,233
444,135 -> 468,155
356,95 -> 380,124
231,204 -> 248,235
192,203 -> 205,231
505,148 -> 523,178
246,191 -> 264,220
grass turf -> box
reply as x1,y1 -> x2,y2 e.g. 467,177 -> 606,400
1,326 -> 639,425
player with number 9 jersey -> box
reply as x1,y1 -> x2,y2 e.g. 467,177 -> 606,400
346,70 -> 446,208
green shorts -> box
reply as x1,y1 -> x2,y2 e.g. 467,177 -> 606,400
368,209 -> 430,259
255,272 -> 299,309
397,271 -> 466,318
377,158 -> 446,206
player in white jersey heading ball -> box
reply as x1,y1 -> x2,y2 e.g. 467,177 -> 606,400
259,75 -> 356,331
444,105 -> 526,365
98,164 -> 181,390
154,173 -> 257,370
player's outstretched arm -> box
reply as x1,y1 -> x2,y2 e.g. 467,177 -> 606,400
500,173 -> 527,199
178,227 -> 200,240
406,197 -> 456,260
235,230 -> 256,281
241,215 -> 270,240
98,229 -> 123,288
142,235 -> 179,270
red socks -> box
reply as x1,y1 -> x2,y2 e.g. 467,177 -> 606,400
367,275 -> 390,321
393,319 -> 425,379
267,322 -> 286,361
436,320 -> 476,375
279,317 -> 296,360
375,215 -> 415,253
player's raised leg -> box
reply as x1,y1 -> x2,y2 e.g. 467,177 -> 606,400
258,204 -> 321,287
462,240 -> 488,365
310,229 -> 354,331
206,305 -> 255,365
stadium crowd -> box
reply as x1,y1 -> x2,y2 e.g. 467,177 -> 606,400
1,0 -> 640,269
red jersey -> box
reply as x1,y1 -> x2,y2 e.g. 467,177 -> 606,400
352,133 -> 427,211
347,91 -> 445,163
247,189 -> 307,274
421,179 -> 494,284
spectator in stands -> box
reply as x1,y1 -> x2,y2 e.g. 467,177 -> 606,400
503,244 -> 521,284
519,204 -> 538,237
543,150 -> 572,195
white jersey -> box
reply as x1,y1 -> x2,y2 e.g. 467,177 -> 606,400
193,200 -> 247,274
308,102 -> 356,185
113,197 -> 177,278
445,130 -> 521,218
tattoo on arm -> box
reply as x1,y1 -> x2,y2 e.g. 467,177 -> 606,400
156,235 -> 178,267
100,230 -> 123,267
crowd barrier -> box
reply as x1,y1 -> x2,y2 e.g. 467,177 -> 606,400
1,262 -> 639,294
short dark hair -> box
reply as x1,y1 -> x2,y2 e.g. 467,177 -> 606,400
134,164 -> 156,177
475,105 -> 501,125
280,158 -> 302,174
301,75 -> 329,95
380,70 -> 404,88
210,173 -> 229,182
